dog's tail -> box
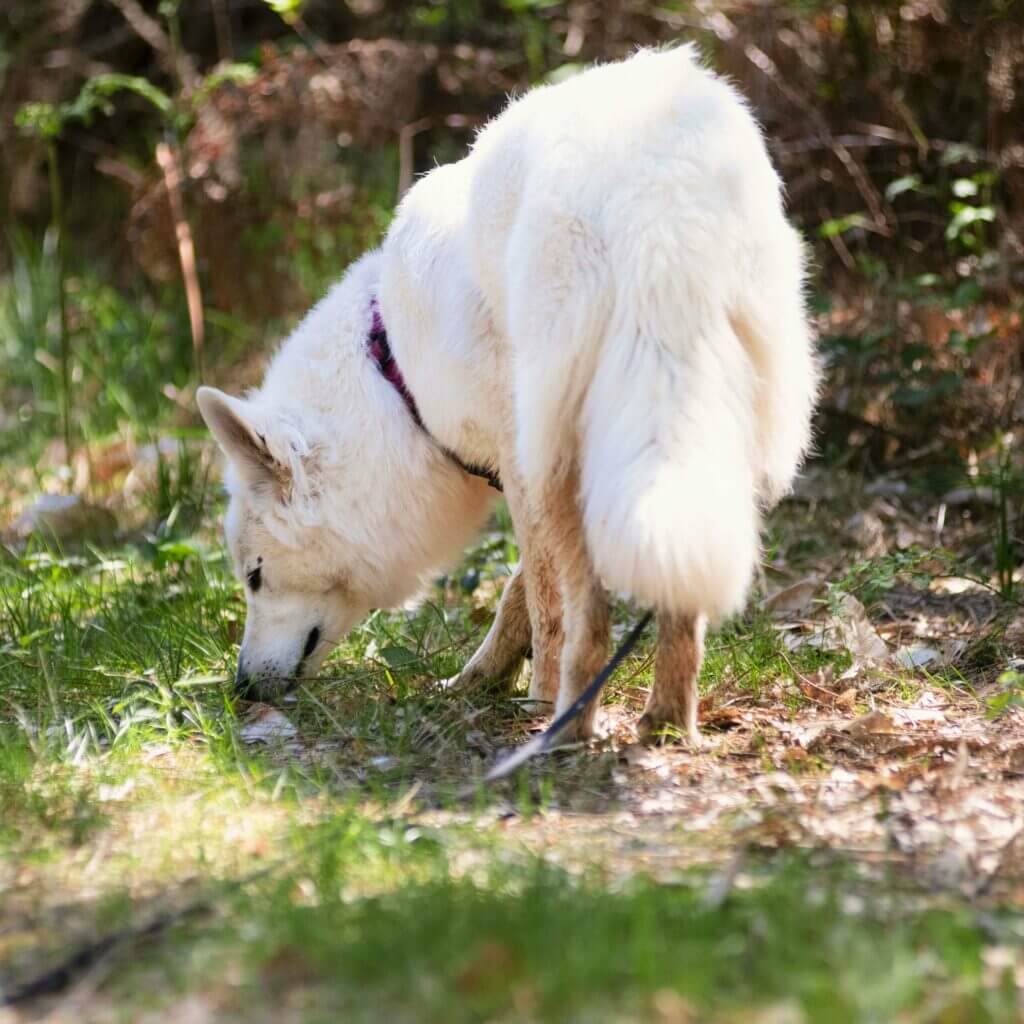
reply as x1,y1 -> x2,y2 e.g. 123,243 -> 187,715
574,303 -> 764,621
511,232 -> 814,625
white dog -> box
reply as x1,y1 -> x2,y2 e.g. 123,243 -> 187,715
197,45 -> 817,744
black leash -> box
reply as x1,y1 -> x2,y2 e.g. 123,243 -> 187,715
484,610 -> 654,783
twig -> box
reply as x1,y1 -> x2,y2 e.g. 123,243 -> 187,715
104,0 -> 174,76
779,650 -> 839,706
155,139 -> 205,383
1,810 -> 414,1009
817,405 -> 912,443
774,130 -> 960,157
45,140 -> 73,482
822,209 -> 856,270
932,574 -> 1024,608
739,37 -> 893,236
704,847 -> 748,909
398,118 -> 432,201
105,0 -> 199,89
1,901 -> 208,1007
210,0 -> 234,63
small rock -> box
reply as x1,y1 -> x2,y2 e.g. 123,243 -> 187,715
10,494 -> 118,547
844,510 -> 886,557
942,485 -> 996,506
894,645 -> 942,670
240,706 -> 298,744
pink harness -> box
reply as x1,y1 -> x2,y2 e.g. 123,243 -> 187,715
368,299 -> 503,492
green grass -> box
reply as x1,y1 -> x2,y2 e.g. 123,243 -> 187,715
1,518 -> 1022,1020
3,776 -> 1020,1022
101,830 -> 1024,1023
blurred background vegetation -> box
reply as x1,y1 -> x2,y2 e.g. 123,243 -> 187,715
0,0 -> 1022,577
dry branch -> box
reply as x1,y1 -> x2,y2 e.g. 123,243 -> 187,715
155,139 -> 205,383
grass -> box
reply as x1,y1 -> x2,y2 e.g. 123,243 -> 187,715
3,722 -> 1020,1023
68,831 -> 1024,1023
1,505 -> 1022,1020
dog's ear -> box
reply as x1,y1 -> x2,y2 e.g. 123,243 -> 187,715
197,386 -> 288,492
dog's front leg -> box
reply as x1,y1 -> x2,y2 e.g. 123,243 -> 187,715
446,565 -> 531,695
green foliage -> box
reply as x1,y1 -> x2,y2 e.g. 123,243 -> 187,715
702,609 -> 850,701
189,63 -> 258,110
263,0 -> 306,20
818,212 -> 870,239
0,544 -> 236,712
986,669 -> 1024,719
831,548 -> 943,609
14,101 -> 63,140
0,236 -> 198,452
186,843 -> 1015,1023
977,434 -> 1024,600
16,75 -> 173,144
66,73 -> 173,122
1,231 -> 60,403
150,441 -> 212,540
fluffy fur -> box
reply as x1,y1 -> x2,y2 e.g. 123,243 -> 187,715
198,45 -> 818,738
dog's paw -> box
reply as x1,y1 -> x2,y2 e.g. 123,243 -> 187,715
637,712 -> 704,750
549,701 -> 600,746
439,668 -> 483,693
442,664 -> 516,697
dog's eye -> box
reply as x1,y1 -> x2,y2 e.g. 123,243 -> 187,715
246,566 -> 262,592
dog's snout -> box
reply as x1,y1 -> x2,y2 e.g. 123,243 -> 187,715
232,628 -> 320,702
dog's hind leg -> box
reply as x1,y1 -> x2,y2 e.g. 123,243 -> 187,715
519,529 -> 564,708
640,613 -> 705,747
446,565 -> 532,695
497,464 -> 565,709
544,462 -> 610,742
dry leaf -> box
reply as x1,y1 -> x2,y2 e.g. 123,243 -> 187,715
836,687 -> 858,711
762,577 -> 823,618
847,710 -> 897,738
834,593 -> 889,667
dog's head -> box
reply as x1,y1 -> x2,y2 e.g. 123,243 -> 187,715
197,385 -> 366,701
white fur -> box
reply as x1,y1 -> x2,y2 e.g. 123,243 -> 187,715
199,46 -> 817,697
